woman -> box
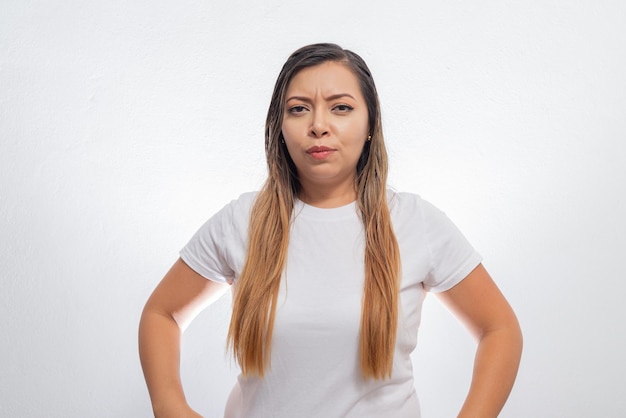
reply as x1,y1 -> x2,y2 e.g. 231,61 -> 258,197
139,43 -> 522,418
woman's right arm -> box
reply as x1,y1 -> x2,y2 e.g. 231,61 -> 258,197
139,258 -> 230,418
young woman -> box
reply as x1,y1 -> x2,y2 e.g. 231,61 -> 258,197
139,43 -> 522,418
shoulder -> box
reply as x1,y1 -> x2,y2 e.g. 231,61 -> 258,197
387,189 -> 440,219
387,189 -> 457,238
197,191 -> 259,231
232,191 -> 258,209
220,191 -> 259,216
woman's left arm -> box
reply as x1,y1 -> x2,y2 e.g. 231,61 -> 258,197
437,263 -> 523,418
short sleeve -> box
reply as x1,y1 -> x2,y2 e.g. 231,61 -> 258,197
179,193 -> 254,284
419,199 -> 483,292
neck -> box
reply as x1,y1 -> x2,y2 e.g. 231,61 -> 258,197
298,181 -> 357,208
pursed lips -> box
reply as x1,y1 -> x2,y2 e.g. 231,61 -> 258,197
306,146 -> 336,160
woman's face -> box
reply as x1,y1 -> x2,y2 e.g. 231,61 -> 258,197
281,61 -> 369,199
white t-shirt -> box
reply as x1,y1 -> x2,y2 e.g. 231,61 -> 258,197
180,190 -> 482,418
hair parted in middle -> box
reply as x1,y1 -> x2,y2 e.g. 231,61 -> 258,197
227,43 -> 401,380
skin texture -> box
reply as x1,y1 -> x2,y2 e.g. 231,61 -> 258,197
139,259 -> 229,417
438,264 -> 522,417
139,61 -> 522,417
281,61 -> 369,208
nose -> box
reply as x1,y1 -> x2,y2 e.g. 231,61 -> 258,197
309,109 -> 329,138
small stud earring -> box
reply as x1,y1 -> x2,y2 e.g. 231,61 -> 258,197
366,135 -> 372,141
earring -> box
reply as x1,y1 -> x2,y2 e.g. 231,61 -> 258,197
366,135 -> 372,141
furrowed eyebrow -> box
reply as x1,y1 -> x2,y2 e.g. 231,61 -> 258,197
285,93 -> 356,103
285,96 -> 313,104
326,93 -> 356,101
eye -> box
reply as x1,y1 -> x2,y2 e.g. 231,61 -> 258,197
288,105 -> 308,114
333,104 -> 354,113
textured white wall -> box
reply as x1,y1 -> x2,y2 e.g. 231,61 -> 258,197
1,1 -> 625,417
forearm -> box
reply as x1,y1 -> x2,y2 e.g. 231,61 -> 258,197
138,308 -> 192,417
458,326 -> 523,418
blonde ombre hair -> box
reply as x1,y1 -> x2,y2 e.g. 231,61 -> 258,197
227,43 -> 401,380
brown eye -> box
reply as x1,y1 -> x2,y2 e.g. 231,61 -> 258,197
288,105 -> 308,114
333,104 -> 354,113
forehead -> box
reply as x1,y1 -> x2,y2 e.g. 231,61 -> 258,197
286,61 -> 363,98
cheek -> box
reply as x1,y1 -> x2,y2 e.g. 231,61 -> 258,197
280,127 -> 298,161
281,121 -> 308,157
337,114 -> 369,140
281,121 -> 298,144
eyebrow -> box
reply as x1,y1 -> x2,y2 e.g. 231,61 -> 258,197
286,93 -> 356,103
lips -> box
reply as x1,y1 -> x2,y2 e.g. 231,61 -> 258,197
306,145 -> 336,160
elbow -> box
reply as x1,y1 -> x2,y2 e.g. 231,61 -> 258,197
477,313 -> 523,357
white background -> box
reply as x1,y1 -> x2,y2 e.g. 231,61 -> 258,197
1,1 -> 625,417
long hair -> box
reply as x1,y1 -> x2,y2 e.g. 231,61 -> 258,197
227,43 -> 401,379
